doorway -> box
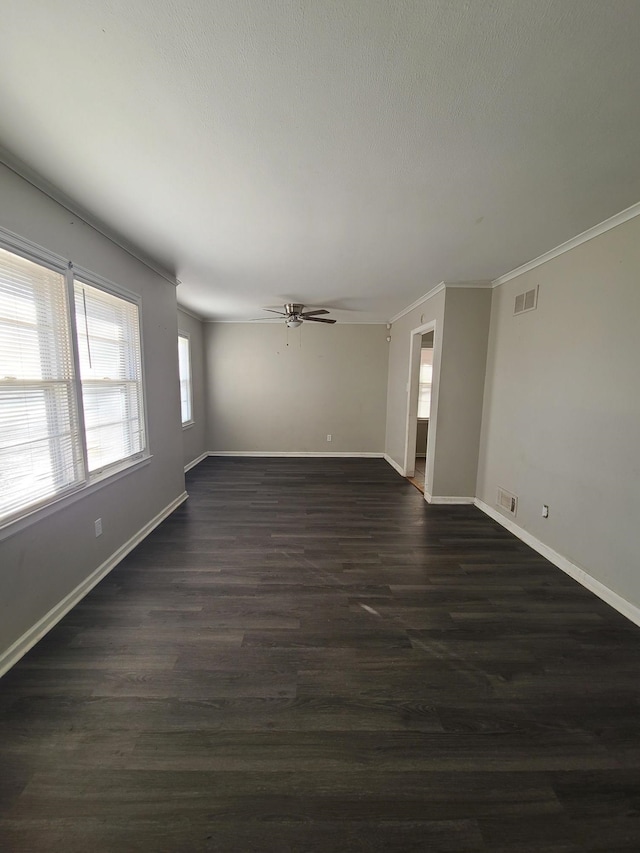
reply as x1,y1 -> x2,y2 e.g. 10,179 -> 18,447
402,319 -> 438,497
406,332 -> 433,493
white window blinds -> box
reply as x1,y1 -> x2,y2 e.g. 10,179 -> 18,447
74,280 -> 145,473
178,333 -> 192,424
0,247 -> 84,523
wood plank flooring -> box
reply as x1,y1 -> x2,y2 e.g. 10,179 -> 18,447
1,457 -> 640,852
407,456 -> 426,493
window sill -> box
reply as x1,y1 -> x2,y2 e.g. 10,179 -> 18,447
0,455 -> 153,542
182,420 -> 195,430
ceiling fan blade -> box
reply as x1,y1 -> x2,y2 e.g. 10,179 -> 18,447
300,309 -> 329,317
247,317 -> 281,321
305,316 -> 336,324
262,308 -> 288,315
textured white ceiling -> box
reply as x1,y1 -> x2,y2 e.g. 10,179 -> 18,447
1,1 -> 640,321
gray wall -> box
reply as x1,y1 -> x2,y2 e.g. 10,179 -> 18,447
435,287 -> 491,496
0,164 -> 185,660
415,420 -> 429,456
177,308 -> 207,469
205,322 -> 389,453
385,286 -> 491,498
477,214 -> 640,608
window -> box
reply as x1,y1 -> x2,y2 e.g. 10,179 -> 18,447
74,280 -> 146,472
0,238 -> 147,528
177,333 -> 192,425
417,347 -> 433,419
0,247 -> 84,522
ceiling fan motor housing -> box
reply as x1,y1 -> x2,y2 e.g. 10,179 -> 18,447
284,303 -> 304,327
284,303 -> 304,317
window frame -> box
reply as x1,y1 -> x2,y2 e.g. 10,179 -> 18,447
73,266 -> 148,476
177,330 -> 194,428
0,227 -> 151,540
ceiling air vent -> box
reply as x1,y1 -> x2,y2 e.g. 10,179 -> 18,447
514,285 -> 538,315
497,487 -> 518,516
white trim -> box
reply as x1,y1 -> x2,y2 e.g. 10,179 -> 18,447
389,283 -> 445,324
474,498 -> 640,629
0,148 -> 179,287
207,451 -> 384,458
184,451 -> 208,472
0,491 -> 189,678
492,200 -> 640,287
383,454 -> 406,477
425,492 -> 475,505
444,280 -> 493,289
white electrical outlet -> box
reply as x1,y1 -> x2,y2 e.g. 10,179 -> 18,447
95,518 -> 102,537
326,434 -> 332,442
542,505 -> 549,518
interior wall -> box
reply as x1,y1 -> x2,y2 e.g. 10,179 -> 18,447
177,308 -> 207,469
0,163 -> 185,660
385,290 -> 445,474
477,214 -> 640,609
434,287 -> 492,497
415,421 -> 429,456
385,286 -> 491,498
205,322 -> 389,453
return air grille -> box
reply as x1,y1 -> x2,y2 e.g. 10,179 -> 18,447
497,487 -> 518,516
514,285 -> 538,315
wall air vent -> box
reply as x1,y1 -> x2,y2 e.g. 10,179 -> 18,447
514,285 -> 538,315
497,487 -> 518,516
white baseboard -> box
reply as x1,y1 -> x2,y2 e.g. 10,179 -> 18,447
208,451 -> 384,458
0,491 -> 189,679
184,451 -> 208,472
425,491 -> 475,505
474,498 -> 640,629
383,454 -> 406,477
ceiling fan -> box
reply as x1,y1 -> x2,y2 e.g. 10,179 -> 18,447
252,303 -> 336,327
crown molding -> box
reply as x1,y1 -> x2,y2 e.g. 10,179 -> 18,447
0,146 -> 179,287
389,283 -> 446,323
444,280 -> 492,289
389,280 -> 492,324
492,199 -> 640,287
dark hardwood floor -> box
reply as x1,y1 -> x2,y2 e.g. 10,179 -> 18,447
2,458 -> 640,852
